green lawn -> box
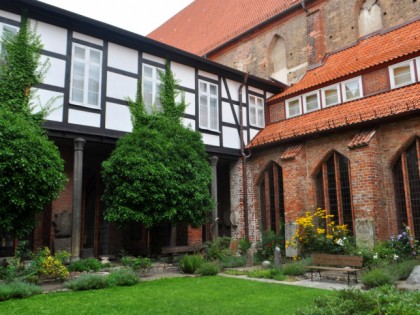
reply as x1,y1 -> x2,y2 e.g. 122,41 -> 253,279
0,276 -> 328,314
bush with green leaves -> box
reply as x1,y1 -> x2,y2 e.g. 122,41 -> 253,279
179,254 -> 204,274
238,238 -> 252,255
296,285 -> 420,315
389,259 -> 419,280
102,61 -> 213,230
255,231 -> 283,262
67,258 -> 102,273
246,268 -> 286,281
121,256 -> 152,273
220,255 -> 246,268
206,237 -> 232,261
0,281 -> 42,301
65,274 -> 109,291
281,258 -> 310,276
108,268 -> 140,287
196,262 -> 220,276
361,267 -> 395,289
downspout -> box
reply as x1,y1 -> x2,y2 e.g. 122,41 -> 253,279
239,73 -> 250,239
301,0 -> 309,14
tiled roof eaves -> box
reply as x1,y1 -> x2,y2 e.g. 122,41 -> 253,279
269,18 -> 420,103
249,84 -> 420,149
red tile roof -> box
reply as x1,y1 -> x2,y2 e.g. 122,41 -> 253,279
269,19 -> 420,102
248,83 -> 420,149
279,143 -> 303,160
148,0 -> 300,55
347,129 -> 376,149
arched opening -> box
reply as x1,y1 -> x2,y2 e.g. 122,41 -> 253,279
315,151 -> 354,233
269,35 -> 288,84
259,162 -> 285,237
358,0 -> 383,37
392,138 -> 420,241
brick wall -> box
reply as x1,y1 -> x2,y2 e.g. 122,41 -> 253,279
363,67 -> 390,96
236,116 -> 420,244
268,101 -> 285,123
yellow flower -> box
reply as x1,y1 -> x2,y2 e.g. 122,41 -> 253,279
317,228 -> 325,235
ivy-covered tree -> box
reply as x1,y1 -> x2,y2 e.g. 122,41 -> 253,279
102,61 -> 213,228
0,15 -> 66,237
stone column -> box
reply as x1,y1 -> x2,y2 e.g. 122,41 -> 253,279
71,138 -> 86,261
210,156 -> 219,240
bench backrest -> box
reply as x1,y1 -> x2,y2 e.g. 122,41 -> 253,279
312,254 -> 363,268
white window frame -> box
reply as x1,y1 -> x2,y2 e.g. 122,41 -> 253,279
302,91 -> 320,113
341,77 -> 363,102
199,80 -> 219,131
321,84 -> 341,107
416,57 -> 420,82
142,64 -> 163,113
0,23 -> 18,53
70,43 -> 102,108
285,96 -> 302,118
389,60 -> 415,89
249,95 -> 265,128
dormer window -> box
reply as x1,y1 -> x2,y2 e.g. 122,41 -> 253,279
342,77 -> 362,102
249,95 -> 265,128
285,96 -> 301,118
389,60 -> 415,89
303,91 -> 320,113
321,84 -> 341,107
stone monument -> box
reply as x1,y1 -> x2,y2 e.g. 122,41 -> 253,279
53,210 -> 72,254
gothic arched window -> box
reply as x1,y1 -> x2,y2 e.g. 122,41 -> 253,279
358,0 -> 383,37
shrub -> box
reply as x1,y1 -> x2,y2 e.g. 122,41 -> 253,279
108,268 -> 140,287
246,268 -> 285,281
389,259 -> 418,280
0,281 -> 42,301
206,237 -> 231,261
281,259 -> 309,276
238,238 -> 252,255
121,256 -> 152,273
65,274 -> 109,291
179,255 -> 204,274
296,285 -> 420,315
196,262 -> 220,276
31,247 -> 69,280
220,255 -> 246,268
68,258 -> 102,272
255,231 -> 283,262
361,268 -> 395,288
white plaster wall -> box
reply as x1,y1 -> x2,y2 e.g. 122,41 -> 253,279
40,55 -> 66,87
249,128 -> 260,140
198,70 -> 218,81
182,118 -> 196,130
142,53 -> 164,65
32,89 -> 63,122
106,72 -> 137,100
223,79 -> 240,102
36,21 -> 67,55
202,133 -> 220,146
68,109 -> 100,127
182,92 -> 196,116
248,86 -> 264,95
0,10 -> 20,22
73,32 -> 103,46
171,62 -> 195,90
105,102 -> 132,132
107,42 -> 138,73
222,126 -> 240,149
222,101 -> 236,124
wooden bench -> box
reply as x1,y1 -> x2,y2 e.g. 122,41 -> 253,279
161,245 -> 204,255
305,254 -> 363,285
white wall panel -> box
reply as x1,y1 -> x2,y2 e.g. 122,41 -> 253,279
223,79 -> 240,101
107,42 -> 138,73
171,62 -> 195,90
222,126 -> 240,149
32,89 -> 63,122
182,118 -> 196,130
248,86 -> 264,95
202,133 -> 220,146
41,55 -> 65,87
249,128 -> 260,140
198,70 -> 218,81
0,10 -> 20,22
106,72 -> 137,100
68,109 -> 100,127
222,101 -> 236,124
142,53 -> 164,65
36,22 -> 67,55
73,32 -> 103,46
182,92 -> 195,116
105,102 -> 132,132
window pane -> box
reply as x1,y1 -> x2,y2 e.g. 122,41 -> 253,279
88,91 -> 99,106
90,50 -> 101,64
74,46 -> 85,59
257,98 -> 264,107
200,81 -> 207,93
345,80 -> 360,100
71,89 -> 83,103
3,25 -> 17,36
143,79 -> 153,93
250,107 -> 256,125
210,84 -> 217,96
210,97 -> 218,130
288,99 -> 300,116
144,92 -> 153,113
143,66 -> 153,78
324,88 -> 338,106
257,108 -> 264,127
394,65 -> 412,86
305,94 -> 318,111
249,96 -> 255,106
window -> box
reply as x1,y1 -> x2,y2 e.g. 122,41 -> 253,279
199,80 -> 219,131
142,64 -> 162,113
70,44 -> 102,108
285,96 -> 301,118
393,138 -> 420,241
342,77 -> 362,102
259,162 -> 285,237
0,23 -> 18,54
315,152 -> 354,232
389,60 -> 415,89
303,91 -> 320,113
249,95 -> 265,127
321,84 -> 341,107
